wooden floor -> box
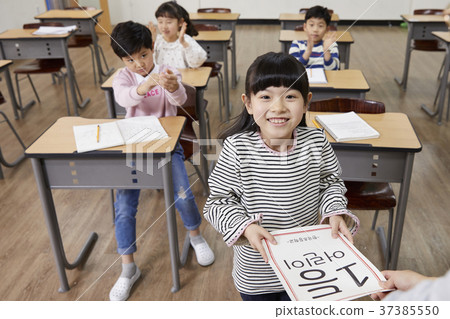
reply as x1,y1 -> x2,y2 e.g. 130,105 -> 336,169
0,24 -> 449,301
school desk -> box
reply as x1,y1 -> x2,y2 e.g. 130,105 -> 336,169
35,9 -> 114,84
421,31 -> 450,125
101,66 -> 212,190
25,116 -> 189,293
0,59 -> 33,119
0,28 -> 90,116
194,30 -> 232,121
395,14 -> 447,91
279,30 -> 354,69
307,111 -> 422,269
310,70 -> 370,101
190,12 -> 240,89
279,13 -> 340,30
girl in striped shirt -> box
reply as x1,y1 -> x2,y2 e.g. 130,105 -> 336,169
203,52 -> 359,301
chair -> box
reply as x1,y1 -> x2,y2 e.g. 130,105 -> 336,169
0,90 -> 26,179
64,6 -> 113,84
177,83 -> 208,192
300,8 -> 334,14
13,22 -> 84,116
194,23 -> 226,121
309,97 -> 396,269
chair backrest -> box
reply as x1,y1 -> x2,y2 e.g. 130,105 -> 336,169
412,9 -> 445,51
294,25 -> 337,31
198,8 -> 231,13
23,22 -> 64,29
64,6 -> 96,10
194,23 -> 220,31
309,98 -> 385,114
299,8 -> 334,14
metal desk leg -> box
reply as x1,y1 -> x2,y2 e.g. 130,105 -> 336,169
104,89 -> 116,118
161,155 -> 181,293
223,43 -> 231,121
395,23 -> 413,91
90,23 -> 114,83
421,44 -> 450,125
231,22 -> 239,89
195,89 -> 210,195
345,44 -> 351,69
31,158 -> 98,292
62,43 -> 90,116
389,153 -> 415,270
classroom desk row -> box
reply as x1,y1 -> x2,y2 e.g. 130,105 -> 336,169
25,110 -> 421,294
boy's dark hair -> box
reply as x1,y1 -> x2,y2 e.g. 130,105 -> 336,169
219,52 -> 309,140
155,1 -> 198,37
305,6 -> 331,26
110,21 -> 152,58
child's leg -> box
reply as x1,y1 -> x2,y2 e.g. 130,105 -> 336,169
171,144 -> 214,266
110,189 -> 141,301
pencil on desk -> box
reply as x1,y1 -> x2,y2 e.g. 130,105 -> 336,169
312,119 -> 321,129
97,125 -> 100,143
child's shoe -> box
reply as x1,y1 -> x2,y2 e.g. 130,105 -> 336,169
190,234 -> 215,266
109,266 -> 141,301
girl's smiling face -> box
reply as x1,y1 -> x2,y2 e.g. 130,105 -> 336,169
243,86 -> 311,152
157,16 -> 182,42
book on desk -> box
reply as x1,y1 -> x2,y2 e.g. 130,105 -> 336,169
307,68 -> 327,84
73,116 -> 169,153
315,111 -> 380,142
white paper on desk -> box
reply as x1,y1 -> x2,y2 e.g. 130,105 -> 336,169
32,25 -> 77,35
116,116 -> 168,144
262,225 -> 388,301
306,68 -> 327,84
73,122 -> 124,153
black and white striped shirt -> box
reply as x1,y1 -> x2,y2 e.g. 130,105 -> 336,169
203,126 -> 359,295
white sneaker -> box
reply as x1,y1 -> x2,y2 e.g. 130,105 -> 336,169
109,267 -> 141,301
190,235 -> 215,266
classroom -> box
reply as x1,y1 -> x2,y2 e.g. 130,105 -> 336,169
0,0 -> 449,303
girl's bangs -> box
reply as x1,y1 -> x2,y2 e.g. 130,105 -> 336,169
250,70 -> 307,94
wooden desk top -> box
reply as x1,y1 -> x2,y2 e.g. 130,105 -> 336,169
101,67 -> 212,89
0,60 -> 13,69
35,9 -> 103,19
189,12 -> 240,21
401,14 -> 445,23
26,116 -> 186,156
311,70 -> 369,91
0,28 -> 73,39
307,112 -> 421,150
280,30 -> 353,43
432,31 -> 450,43
280,13 -> 339,21
194,30 -> 232,41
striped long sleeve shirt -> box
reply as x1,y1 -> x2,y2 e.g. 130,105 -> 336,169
289,40 -> 339,70
203,127 -> 359,295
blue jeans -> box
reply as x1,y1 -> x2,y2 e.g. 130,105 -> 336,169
114,144 -> 202,255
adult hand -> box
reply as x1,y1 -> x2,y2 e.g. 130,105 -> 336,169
371,270 -> 431,301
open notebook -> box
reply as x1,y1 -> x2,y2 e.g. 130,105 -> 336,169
315,111 -> 380,142
73,116 -> 168,153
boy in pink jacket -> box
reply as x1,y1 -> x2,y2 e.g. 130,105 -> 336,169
109,21 -> 214,301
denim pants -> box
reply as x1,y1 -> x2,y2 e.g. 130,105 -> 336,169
114,144 -> 202,255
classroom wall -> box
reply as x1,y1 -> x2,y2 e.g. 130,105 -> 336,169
0,0 -> 447,33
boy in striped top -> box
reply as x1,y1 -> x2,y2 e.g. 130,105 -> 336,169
203,52 -> 358,301
289,6 -> 339,70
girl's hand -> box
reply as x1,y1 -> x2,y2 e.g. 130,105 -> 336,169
159,69 -> 179,93
147,21 -> 157,45
243,224 -> 277,263
178,22 -> 188,47
323,32 -> 337,52
329,215 -> 353,244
